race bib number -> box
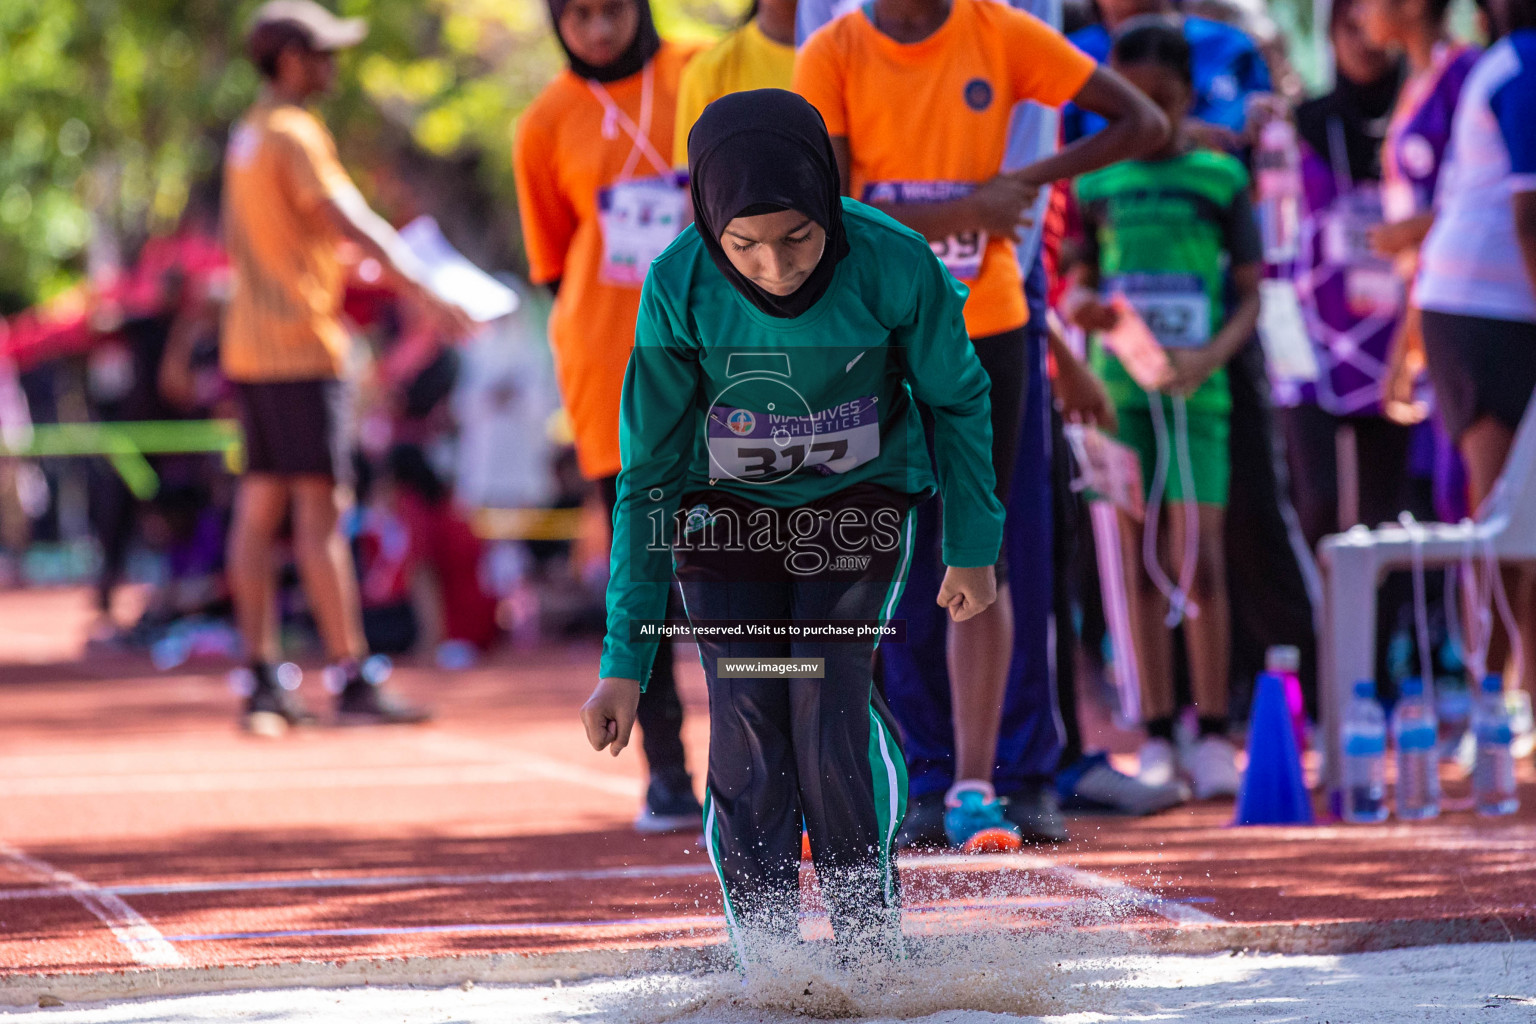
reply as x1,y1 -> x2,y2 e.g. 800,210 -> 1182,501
707,396 -> 879,481
1345,268 -> 1403,316
1111,274 -> 1210,350
861,181 -> 988,279
597,173 -> 689,286
1322,192 -> 1383,267
1323,190 -> 1402,317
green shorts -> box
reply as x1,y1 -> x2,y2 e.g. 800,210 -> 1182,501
1114,400 -> 1231,508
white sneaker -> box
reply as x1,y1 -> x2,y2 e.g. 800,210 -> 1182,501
1137,738 -> 1177,788
1187,735 -> 1241,799
1509,691 -> 1535,760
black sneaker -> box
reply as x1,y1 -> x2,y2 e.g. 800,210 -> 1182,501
332,657 -> 432,726
999,781 -> 1069,844
894,791 -> 949,849
241,664 -> 318,737
634,767 -> 703,833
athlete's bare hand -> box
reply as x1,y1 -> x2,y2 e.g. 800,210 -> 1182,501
968,176 -> 1039,242
1070,296 -> 1121,333
1164,348 -> 1221,397
937,565 -> 997,622
581,677 -> 641,756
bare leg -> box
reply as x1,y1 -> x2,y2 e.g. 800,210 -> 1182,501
1170,503 -> 1230,720
1459,417 -> 1532,692
947,587 -> 1014,783
290,476 -> 367,663
228,475 -> 290,663
1121,511 -> 1175,722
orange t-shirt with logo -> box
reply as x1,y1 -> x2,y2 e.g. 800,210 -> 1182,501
794,0 -> 1095,337
221,100 -> 356,382
513,42 -> 702,480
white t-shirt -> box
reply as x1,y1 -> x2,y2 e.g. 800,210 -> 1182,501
1416,30 -> 1536,322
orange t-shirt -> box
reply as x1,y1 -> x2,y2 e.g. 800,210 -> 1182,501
794,0 -> 1095,337
513,42 -> 702,480
220,99 -> 356,382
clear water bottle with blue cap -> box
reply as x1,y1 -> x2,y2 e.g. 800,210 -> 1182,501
1341,679 -> 1388,823
1472,675 -> 1519,817
1392,676 -> 1440,820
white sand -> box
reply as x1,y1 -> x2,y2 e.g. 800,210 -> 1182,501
6,942 -> 1534,1022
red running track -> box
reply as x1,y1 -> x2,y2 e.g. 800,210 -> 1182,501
0,587 -> 1532,990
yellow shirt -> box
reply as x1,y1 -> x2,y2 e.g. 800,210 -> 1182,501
220,99 -> 355,382
672,21 -> 797,168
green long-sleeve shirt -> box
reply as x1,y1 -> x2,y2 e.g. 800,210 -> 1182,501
600,198 -> 1006,685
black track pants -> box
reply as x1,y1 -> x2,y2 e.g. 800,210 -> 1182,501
671,485 -> 914,956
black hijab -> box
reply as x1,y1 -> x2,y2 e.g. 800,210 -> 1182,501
546,0 -> 661,84
1295,1 -> 1403,183
687,89 -> 851,319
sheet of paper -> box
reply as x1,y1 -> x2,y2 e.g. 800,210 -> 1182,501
398,216 -> 519,324
1100,294 -> 1173,392
1064,423 -> 1145,521
1257,278 -> 1320,383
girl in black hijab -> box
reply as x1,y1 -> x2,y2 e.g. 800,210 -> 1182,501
686,88 -> 851,318
582,89 -> 1005,963
545,0 -> 661,82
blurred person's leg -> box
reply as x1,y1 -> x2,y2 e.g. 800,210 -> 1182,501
1050,408 -> 1083,768
991,305 -> 1069,842
1224,338 -> 1318,723
596,474 -> 700,831
883,479 -> 954,847
1422,309 -> 1536,696
290,477 -> 366,664
1170,503 -> 1232,719
1168,406 -> 1238,799
950,326 -> 1025,791
1279,403 -> 1338,555
229,475 -> 290,665
88,460 -> 137,631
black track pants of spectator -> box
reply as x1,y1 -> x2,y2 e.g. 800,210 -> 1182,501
1224,338 -> 1319,718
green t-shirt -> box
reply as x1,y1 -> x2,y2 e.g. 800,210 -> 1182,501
1076,149 -> 1261,415
599,198 -> 1007,684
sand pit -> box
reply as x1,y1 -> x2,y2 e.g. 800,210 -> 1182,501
5,941 -> 1532,1022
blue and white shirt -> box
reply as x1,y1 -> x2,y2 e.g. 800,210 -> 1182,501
1064,15 -> 1271,144
1416,29 -> 1536,323
795,0 -> 1064,270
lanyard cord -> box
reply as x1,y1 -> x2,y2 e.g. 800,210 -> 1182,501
1325,116 -> 1353,200
1400,512 -> 1437,690
1143,390 -> 1201,627
588,64 -> 670,182
1456,466 -> 1525,683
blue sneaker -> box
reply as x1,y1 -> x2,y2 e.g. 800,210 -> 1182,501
943,782 -> 1022,852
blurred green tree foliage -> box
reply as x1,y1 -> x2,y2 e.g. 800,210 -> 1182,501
0,0 -> 741,313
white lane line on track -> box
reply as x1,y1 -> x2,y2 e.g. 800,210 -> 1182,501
0,731 -> 646,799
0,863 -> 718,901
914,853 -> 1224,926
158,898 -> 1093,944
0,854 -> 1220,927
0,841 -> 184,967
404,731 -> 644,799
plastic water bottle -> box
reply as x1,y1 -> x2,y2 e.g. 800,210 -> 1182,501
1266,645 -> 1308,754
1255,119 -> 1302,263
1392,677 -> 1441,820
1472,675 -> 1519,817
1341,679 -> 1388,823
